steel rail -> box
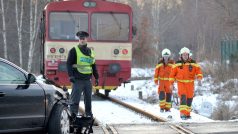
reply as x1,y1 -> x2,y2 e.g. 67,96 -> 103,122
96,92 -> 167,122
96,92 -> 195,134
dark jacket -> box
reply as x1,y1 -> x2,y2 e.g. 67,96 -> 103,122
67,44 -> 99,80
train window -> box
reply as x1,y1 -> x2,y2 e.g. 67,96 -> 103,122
91,13 -> 129,41
49,12 -> 88,40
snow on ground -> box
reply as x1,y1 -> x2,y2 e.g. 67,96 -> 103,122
81,101 -> 156,125
131,68 -> 154,78
37,67 -> 222,123
108,80 -> 214,123
93,68 -> 215,124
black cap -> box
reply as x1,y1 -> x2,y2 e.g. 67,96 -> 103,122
76,31 -> 89,38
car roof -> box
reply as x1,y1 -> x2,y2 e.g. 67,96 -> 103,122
0,57 -> 28,75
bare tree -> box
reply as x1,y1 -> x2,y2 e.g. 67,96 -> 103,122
0,0 -> 7,59
28,0 -> 38,72
15,0 -> 24,68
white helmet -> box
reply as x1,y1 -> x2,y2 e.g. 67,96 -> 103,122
179,47 -> 190,55
161,48 -> 171,57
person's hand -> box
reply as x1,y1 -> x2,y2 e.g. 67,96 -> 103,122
170,85 -> 174,91
198,80 -> 202,86
154,80 -> 158,85
95,79 -> 99,86
69,77 -> 75,83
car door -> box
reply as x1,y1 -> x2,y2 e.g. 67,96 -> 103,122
0,61 -> 45,131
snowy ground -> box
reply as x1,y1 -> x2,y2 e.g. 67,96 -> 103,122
108,80 -> 214,123
38,67 -> 238,124
92,68 -> 215,124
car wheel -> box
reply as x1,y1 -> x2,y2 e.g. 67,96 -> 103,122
48,104 -> 70,134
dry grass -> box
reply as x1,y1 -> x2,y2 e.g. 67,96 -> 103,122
212,102 -> 232,120
212,101 -> 238,120
203,63 -> 238,120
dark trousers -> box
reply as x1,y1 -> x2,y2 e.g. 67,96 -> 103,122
70,79 -> 92,116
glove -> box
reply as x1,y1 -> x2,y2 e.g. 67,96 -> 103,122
69,77 -> 75,83
198,80 -> 202,86
95,79 -> 99,86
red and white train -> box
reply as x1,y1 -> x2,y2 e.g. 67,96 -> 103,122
40,0 -> 133,95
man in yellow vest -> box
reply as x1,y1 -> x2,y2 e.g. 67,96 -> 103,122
67,31 -> 99,119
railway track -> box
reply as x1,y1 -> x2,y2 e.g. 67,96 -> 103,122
130,76 -> 152,81
95,93 -> 194,134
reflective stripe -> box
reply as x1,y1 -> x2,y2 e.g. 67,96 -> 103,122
165,102 -> 172,109
156,64 -> 163,68
159,100 -> 166,107
175,63 -> 182,66
156,63 -> 173,68
73,64 -> 92,73
172,65 -> 178,69
72,64 -> 89,68
167,63 -> 174,66
177,79 -> 194,83
187,106 -> 192,112
169,78 -> 175,81
179,105 -> 187,111
158,77 -> 170,80
154,78 -> 158,80
197,74 -> 203,77
174,63 -> 201,68
74,46 -> 94,74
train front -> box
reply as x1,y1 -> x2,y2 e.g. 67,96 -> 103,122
42,0 -> 133,95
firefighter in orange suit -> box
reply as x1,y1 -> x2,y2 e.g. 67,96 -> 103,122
169,47 -> 203,120
154,48 -> 175,112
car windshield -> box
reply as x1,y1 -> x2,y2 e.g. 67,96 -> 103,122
91,13 -> 129,41
49,12 -> 88,40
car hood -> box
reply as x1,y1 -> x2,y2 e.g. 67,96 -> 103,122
36,75 -> 69,99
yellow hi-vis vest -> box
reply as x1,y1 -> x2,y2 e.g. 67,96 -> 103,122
73,46 -> 95,74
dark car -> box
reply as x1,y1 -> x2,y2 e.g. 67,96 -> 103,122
0,58 -> 70,134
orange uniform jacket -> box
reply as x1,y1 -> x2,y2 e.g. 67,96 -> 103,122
169,59 -> 203,98
154,59 -> 175,94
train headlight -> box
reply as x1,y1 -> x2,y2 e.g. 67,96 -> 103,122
50,48 -> 56,53
90,2 -> 96,7
114,49 -> 120,55
122,49 -> 128,55
59,48 -> 65,53
83,2 -> 90,7
108,63 -> 121,74
83,1 -> 96,7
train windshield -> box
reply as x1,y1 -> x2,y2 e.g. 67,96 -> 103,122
49,12 -> 88,40
91,13 -> 129,41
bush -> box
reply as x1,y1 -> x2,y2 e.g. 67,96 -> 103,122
212,102 -> 232,120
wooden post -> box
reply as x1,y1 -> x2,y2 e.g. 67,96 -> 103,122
131,85 -> 134,91
139,91 -> 143,100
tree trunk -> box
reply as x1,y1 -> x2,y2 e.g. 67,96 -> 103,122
1,0 -> 7,59
15,0 -> 24,68
28,0 -> 38,72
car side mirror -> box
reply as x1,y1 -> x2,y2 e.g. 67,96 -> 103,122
26,73 -> 36,84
